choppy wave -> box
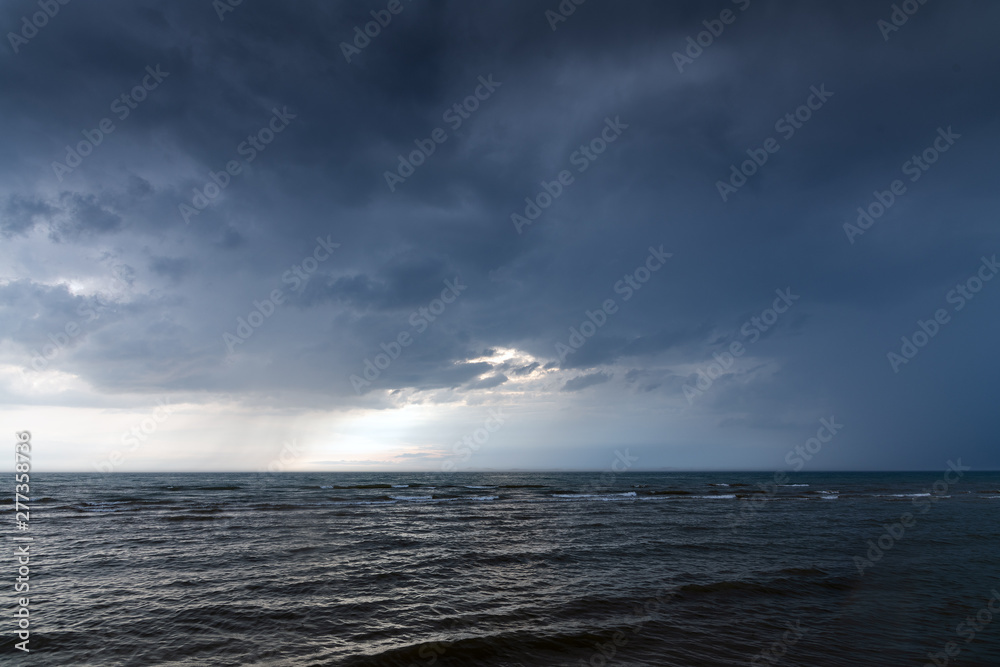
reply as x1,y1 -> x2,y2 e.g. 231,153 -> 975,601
20,471 -> 1000,666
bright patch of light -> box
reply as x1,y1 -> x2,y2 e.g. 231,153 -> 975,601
466,346 -> 521,365
314,403 -> 451,467
8,365 -> 90,395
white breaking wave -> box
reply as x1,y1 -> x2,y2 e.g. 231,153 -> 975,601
551,492 -> 637,500
882,493 -> 930,497
386,495 -> 499,503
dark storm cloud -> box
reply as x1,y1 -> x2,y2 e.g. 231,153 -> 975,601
50,192 -> 124,239
148,255 -> 193,283
0,281 -> 109,345
465,374 -> 508,390
1,194 -> 53,237
502,361 -> 539,377
563,372 -> 612,392
624,368 -> 687,394
0,191 -> 126,240
2,0 -> 999,466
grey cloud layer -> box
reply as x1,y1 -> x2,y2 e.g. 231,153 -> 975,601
1,0 -> 999,466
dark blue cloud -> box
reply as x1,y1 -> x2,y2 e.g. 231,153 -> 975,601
0,0 -> 998,468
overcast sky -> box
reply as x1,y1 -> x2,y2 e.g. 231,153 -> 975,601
2,0 -> 998,473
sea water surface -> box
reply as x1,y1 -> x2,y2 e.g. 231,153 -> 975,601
16,471 -> 1000,666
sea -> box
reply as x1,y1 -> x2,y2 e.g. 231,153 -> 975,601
13,471 -> 1000,666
